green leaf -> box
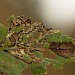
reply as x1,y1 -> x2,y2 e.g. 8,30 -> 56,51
0,24 -> 8,43
22,34 -> 28,43
55,55 -> 75,64
50,55 -> 75,69
46,32 -> 62,42
22,32 -> 33,43
30,63 -> 46,75
46,58 -> 63,69
32,51 -> 43,59
23,54 -> 32,63
30,58 -> 50,75
44,42 -> 50,49
7,15 -> 15,26
4,38 -> 12,47
46,32 -> 74,43
41,58 -> 50,67
12,25 -> 23,33
0,51 -> 28,75
61,35 -> 74,42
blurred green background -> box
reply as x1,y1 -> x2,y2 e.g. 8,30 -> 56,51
0,0 -> 75,75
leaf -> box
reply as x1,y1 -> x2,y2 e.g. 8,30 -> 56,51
61,35 -> 74,42
23,54 -> 32,63
4,38 -> 12,47
0,51 -> 28,75
32,51 -> 43,59
41,58 -> 50,67
0,24 -> 8,43
55,55 -> 75,64
30,63 -> 46,75
46,32 -> 74,43
44,42 -> 50,49
12,25 -> 23,33
46,32 -> 62,43
30,58 -> 50,75
55,55 -> 65,63
22,34 -> 28,43
48,54 -> 75,69
7,15 -> 15,26
46,58 -> 63,69
22,32 -> 33,43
